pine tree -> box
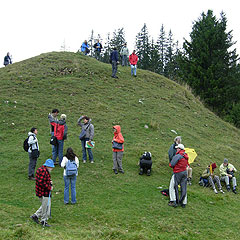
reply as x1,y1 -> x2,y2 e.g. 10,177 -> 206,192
178,10 -> 239,113
149,38 -> 160,73
157,24 -> 167,75
110,28 -> 126,53
102,33 -> 112,63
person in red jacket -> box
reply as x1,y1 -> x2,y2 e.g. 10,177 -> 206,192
169,144 -> 189,208
112,125 -> 124,174
30,159 -> 54,227
129,50 -> 138,77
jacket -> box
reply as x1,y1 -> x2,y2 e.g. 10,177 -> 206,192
110,50 -> 119,62
129,53 -> 138,65
168,143 -> 177,162
77,116 -> 94,140
112,125 -> 124,152
4,55 -> 12,66
61,156 -> 79,176
35,165 -> 52,198
219,163 -> 237,177
48,114 -> 68,140
93,42 -> 102,52
169,149 -> 189,173
81,42 -> 89,52
28,132 -> 39,153
120,47 -> 129,56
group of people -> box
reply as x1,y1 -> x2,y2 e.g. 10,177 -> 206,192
28,109 -> 126,227
167,136 -> 238,208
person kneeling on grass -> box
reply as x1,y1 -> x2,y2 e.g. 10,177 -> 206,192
139,152 -> 152,176
112,125 -> 124,174
201,163 -> 224,194
30,159 -> 54,227
61,148 -> 79,205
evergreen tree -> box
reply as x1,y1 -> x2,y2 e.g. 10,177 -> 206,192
149,38 -> 160,73
157,24 -> 167,75
135,23 -> 151,70
102,33 -> 112,63
110,28 -> 126,53
88,30 -> 94,57
178,10 -> 239,114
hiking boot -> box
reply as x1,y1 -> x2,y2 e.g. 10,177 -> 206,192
168,201 -> 177,208
227,185 -> 231,192
113,170 -> 118,174
219,189 -> 225,194
41,221 -> 51,227
187,178 -> 192,185
233,188 -> 237,194
147,169 -> 151,176
181,204 -> 186,208
30,214 -> 39,224
139,168 -> 143,175
214,189 -> 218,194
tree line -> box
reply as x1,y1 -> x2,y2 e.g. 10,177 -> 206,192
83,10 -> 240,127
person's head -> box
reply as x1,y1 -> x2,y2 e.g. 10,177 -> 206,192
83,116 -> 90,124
223,158 -> 228,166
132,50 -> 136,54
97,39 -> 99,43
124,43 -> 127,46
52,108 -> 59,117
43,159 -> 55,172
113,47 -> 117,51
7,52 -> 10,56
174,136 -> 182,144
175,144 -> 184,151
84,40 -> 87,44
31,127 -> 38,135
65,147 -> 76,160
211,163 -> 217,170
60,114 -> 66,120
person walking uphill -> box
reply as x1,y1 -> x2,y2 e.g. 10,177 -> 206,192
110,47 -> 119,78
77,115 -> 94,163
28,127 -> 40,180
169,144 -> 189,208
30,159 -> 54,227
129,50 -> 138,77
112,125 -> 125,174
48,113 -> 68,165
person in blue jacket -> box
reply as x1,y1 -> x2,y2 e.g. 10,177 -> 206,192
110,48 -> 119,78
81,40 -> 90,55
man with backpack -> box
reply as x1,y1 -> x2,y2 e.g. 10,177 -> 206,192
26,127 -> 40,180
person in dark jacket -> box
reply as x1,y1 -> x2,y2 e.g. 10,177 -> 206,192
3,52 -> 12,66
169,144 -> 189,208
30,159 -> 54,227
93,39 -> 102,60
110,47 -> 119,78
139,152 -> 152,176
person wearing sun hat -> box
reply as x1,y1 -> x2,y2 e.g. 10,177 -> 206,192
30,159 -> 55,227
201,163 -> 224,194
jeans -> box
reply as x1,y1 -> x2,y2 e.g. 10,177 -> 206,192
28,152 -> 37,177
112,61 -> 118,77
52,139 -> 64,165
122,55 -> 128,66
131,65 -> 137,76
81,138 -> 93,161
64,175 -> 77,204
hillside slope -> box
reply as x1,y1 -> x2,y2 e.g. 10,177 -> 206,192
0,52 -> 240,240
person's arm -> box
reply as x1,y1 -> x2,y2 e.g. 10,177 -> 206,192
219,164 -> 227,176
63,124 -> 68,140
28,135 -> 37,145
169,154 -> 181,168
89,124 -> 94,140
75,157 -> 79,168
48,114 -> 58,123
202,168 -> 210,178
61,157 -> 67,168
77,116 -> 84,126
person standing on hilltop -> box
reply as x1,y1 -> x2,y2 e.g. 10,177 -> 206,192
129,50 -> 138,77
120,43 -> 129,66
110,47 -> 119,78
93,39 -> 103,60
3,52 -> 12,66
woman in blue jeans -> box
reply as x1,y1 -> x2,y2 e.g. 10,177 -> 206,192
61,148 -> 79,204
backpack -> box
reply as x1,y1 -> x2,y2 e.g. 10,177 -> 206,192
66,160 -> 78,176
23,137 -> 29,152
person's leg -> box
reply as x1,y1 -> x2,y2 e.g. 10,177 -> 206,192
64,176 -> 70,204
39,196 -> 50,224
112,152 -> 118,172
179,172 -> 188,204
214,176 -> 223,191
58,140 -> 64,166
81,139 -> 87,162
232,177 -> 237,189
112,61 -> 117,77
28,153 -> 37,178
222,176 -> 230,190
174,174 -> 180,204
208,176 -> 216,190
169,174 -> 176,202
51,132 -> 55,159
52,141 -> 59,163
131,65 -> 134,76
113,61 -> 118,77
70,175 -> 77,204
34,197 -> 43,219
116,151 -> 124,171
122,56 -> 124,66
134,65 -> 137,76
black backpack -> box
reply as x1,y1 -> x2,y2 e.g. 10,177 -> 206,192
23,137 -> 29,152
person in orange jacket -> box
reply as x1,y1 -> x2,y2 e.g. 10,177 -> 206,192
112,125 -> 124,174
129,50 -> 138,77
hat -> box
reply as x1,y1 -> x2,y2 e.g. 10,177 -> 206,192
60,114 -> 66,120
211,163 -> 217,170
43,159 -> 55,168
175,144 -> 184,150
224,158 -> 228,164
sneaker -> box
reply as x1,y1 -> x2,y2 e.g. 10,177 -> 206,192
83,160 -> 86,164
219,189 -> 225,194
233,188 -> 237,194
227,185 -> 231,192
168,201 -> 177,208
139,168 -> 143,175
30,214 -> 39,224
147,169 -> 151,176
181,204 -> 186,208
113,170 -> 118,174
90,161 -> 94,164
214,189 -> 218,194
41,221 -> 51,227
119,170 -> 124,174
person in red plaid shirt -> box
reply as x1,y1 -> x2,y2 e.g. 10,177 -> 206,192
30,159 -> 54,227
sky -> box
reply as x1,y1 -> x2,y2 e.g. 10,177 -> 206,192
0,0 -> 239,65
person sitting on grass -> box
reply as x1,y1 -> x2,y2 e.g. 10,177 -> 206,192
220,158 -> 237,194
201,163 -> 224,194
139,152 -> 152,176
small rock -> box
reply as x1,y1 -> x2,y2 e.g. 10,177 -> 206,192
12,123 -> 15,125
144,125 -> 149,129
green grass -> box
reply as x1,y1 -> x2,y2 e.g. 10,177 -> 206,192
0,52 -> 240,239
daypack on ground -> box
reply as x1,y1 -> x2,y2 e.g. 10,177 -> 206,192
66,160 -> 78,176
23,137 -> 29,152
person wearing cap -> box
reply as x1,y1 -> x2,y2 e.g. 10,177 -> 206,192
219,158 -> 237,193
201,163 -> 224,194
48,113 -> 68,165
30,159 -> 54,227
120,43 -> 129,66
169,144 -> 189,208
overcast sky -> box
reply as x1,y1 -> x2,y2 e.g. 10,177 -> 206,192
0,0 -> 239,65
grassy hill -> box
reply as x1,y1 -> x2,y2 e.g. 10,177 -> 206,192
0,52 -> 240,240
